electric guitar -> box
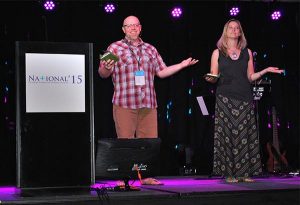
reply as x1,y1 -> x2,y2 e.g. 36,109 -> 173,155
266,106 -> 289,173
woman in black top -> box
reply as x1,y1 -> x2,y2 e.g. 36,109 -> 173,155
205,19 -> 283,183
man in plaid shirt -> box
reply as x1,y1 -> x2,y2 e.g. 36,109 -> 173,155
99,15 -> 198,139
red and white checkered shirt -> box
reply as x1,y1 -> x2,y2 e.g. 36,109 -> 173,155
106,38 -> 166,109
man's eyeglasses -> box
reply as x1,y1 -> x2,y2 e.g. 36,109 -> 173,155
123,24 -> 141,28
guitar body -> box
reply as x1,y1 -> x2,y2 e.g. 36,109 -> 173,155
266,106 -> 289,173
266,142 -> 288,173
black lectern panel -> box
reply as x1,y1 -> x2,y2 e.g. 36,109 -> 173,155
15,41 -> 94,189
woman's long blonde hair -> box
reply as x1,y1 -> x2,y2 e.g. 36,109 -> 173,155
216,19 -> 247,56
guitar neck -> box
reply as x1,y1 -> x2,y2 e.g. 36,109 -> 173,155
272,106 -> 280,153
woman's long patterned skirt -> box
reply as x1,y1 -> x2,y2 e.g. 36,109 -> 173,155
213,94 -> 262,178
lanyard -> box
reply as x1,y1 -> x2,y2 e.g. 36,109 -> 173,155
128,46 -> 141,71
124,39 -> 141,71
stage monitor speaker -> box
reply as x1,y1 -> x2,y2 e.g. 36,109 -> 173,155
95,138 -> 161,180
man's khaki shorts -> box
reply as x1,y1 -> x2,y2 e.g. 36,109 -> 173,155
113,105 -> 158,138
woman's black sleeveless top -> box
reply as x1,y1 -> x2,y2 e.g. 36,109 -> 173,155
216,48 -> 252,102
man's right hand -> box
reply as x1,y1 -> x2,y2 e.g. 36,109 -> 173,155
103,59 -> 116,70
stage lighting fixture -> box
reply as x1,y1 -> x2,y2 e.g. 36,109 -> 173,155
229,7 -> 239,16
271,10 -> 281,20
171,7 -> 182,18
104,3 -> 116,13
43,0 -> 56,11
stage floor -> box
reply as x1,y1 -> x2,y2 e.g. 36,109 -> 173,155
1,175 -> 299,205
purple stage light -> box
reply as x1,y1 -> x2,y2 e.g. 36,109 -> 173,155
230,7 -> 239,16
271,11 -> 281,20
104,3 -> 116,13
171,7 -> 182,18
43,1 -> 55,11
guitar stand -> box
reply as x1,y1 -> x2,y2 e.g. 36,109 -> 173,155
262,164 -> 297,178
266,171 -> 294,178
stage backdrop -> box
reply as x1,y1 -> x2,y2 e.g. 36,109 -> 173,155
15,41 -> 95,189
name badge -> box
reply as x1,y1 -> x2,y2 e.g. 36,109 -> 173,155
135,70 -> 145,86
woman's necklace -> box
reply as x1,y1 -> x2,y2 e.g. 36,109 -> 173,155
229,49 -> 239,60
231,52 -> 238,60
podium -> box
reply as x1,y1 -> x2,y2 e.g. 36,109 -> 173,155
15,41 -> 95,190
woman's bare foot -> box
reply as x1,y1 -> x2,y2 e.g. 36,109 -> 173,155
225,177 -> 238,183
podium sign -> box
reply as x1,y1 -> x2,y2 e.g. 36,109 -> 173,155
16,41 -> 95,189
25,53 -> 86,113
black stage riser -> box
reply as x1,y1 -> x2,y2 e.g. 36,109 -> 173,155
3,190 -> 299,205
